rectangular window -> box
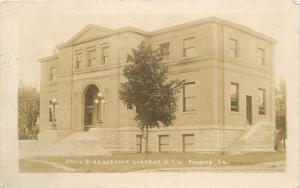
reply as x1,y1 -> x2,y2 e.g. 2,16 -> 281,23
183,37 -> 196,57
101,46 -> 109,64
183,82 -> 196,112
257,48 -> 265,65
258,88 -> 266,115
230,83 -> 239,112
183,134 -> 194,152
75,51 -> 82,69
159,135 -> 169,152
160,43 -> 170,60
49,67 -> 57,81
136,135 -> 142,153
87,48 -> 96,67
229,38 -> 239,58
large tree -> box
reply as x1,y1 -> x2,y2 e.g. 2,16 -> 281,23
275,79 -> 287,148
118,42 -> 184,155
18,83 -> 40,140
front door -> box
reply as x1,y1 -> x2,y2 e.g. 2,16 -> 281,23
84,85 -> 99,131
246,95 -> 252,125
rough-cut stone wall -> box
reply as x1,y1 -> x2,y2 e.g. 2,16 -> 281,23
113,126 -> 235,153
21,122 -> 274,157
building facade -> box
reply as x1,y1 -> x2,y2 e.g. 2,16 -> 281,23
38,17 -> 276,154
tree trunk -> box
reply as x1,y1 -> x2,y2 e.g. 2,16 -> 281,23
145,124 -> 148,159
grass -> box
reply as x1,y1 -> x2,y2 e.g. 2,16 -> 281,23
19,151 -> 286,173
19,159 -> 64,172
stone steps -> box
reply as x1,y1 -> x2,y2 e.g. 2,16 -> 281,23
20,130 -> 112,157
51,130 -> 110,156
226,121 -> 275,153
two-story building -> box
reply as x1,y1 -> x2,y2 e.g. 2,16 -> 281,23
38,17 -> 276,155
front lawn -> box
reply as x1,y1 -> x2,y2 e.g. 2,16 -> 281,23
19,151 -> 285,173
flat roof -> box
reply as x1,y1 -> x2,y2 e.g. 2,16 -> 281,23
39,54 -> 58,63
41,16 -> 276,61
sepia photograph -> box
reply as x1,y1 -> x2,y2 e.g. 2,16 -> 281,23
0,0 -> 299,187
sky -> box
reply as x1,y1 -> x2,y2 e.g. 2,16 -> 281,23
1,1 -> 298,88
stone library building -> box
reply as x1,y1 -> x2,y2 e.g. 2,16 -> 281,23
38,17 -> 276,155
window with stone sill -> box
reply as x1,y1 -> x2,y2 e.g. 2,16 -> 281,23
257,48 -> 266,65
49,67 -> 57,81
183,82 -> 196,112
183,37 -> 197,57
229,38 -> 239,58
136,135 -> 142,153
101,46 -> 109,64
87,48 -> 96,67
183,134 -> 194,152
230,83 -> 239,112
75,50 -> 82,69
159,135 -> 169,152
160,43 -> 170,61
258,88 -> 266,115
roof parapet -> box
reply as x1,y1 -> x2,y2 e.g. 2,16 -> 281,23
150,16 -> 276,44
56,16 -> 276,50
38,54 -> 59,63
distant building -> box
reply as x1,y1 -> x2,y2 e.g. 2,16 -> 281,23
38,17 -> 276,155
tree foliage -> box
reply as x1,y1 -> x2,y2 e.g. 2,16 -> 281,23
18,83 -> 40,140
275,79 -> 286,140
118,41 -> 184,130
275,79 -> 287,150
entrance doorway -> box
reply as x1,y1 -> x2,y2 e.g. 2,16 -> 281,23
246,95 -> 252,125
84,84 -> 99,131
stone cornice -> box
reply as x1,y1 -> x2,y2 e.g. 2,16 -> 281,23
39,55 -> 59,63
57,27 -> 150,49
54,16 -> 276,51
